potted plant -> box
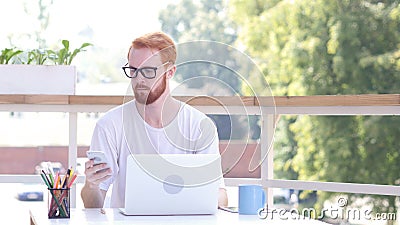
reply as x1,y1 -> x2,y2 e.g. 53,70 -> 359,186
0,40 -> 91,95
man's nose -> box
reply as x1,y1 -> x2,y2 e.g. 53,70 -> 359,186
134,78 -> 148,89
134,73 -> 146,83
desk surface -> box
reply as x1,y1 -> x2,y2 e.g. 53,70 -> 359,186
30,208 -> 329,225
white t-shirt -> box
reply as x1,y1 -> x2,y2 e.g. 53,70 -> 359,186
89,100 -> 224,208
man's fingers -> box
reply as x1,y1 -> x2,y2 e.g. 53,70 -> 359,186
86,168 -> 112,183
91,174 -> 112,186
85,163 -> 108,175
84,159 -> 112,189
85,159 -> 94,169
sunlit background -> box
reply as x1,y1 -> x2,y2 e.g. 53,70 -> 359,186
1,0 -> 399,224
1,0 -> 179,93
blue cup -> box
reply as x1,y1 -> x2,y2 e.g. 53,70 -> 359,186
238,184 -> 266,215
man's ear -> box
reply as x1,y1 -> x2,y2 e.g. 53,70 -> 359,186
166,65 -> 176,79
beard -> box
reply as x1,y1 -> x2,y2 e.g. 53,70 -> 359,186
134,75 -> 167,105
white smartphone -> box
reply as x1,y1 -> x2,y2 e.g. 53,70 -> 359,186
86,151 -> 109,166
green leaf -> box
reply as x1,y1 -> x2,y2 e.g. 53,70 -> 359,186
62,40 -> 69,50
68,49 -> 80,65
1,40 -> 92,65
66,42 -> 92,65
6,50 -> 23,64
58,49 -> 67,65
80,43 -> 92,49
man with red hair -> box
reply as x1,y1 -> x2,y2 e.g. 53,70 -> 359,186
81,31 -> 228,209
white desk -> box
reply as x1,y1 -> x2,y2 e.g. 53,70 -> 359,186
30,208 -> 329,225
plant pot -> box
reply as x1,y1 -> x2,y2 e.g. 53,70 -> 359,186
0,65 -> 76,95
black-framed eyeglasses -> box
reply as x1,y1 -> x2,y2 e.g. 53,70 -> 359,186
122,61 -> 170,79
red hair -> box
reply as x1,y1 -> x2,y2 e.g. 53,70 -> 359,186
128,31 -> 176,64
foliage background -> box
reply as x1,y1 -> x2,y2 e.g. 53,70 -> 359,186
231,0 -> 400,221
161,0 -> 400,222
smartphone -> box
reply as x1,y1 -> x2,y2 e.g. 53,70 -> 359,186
86,151 -> 109,166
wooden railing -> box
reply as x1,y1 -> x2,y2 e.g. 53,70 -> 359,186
1,93 -> 399,106
0,94 -> 399,207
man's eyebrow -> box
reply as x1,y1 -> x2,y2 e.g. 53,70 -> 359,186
128,65 -> 157,68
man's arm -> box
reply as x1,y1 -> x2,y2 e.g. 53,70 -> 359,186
218,188 -> 228,207
81,160 -> 112,208
81,184 -> 107,208
196,116 -> 229,207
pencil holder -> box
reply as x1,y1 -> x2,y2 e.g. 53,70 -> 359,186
47,188 -> 70,219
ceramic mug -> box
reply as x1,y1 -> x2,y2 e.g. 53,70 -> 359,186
238,184 -> 266,215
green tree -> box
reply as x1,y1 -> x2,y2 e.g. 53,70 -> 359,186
160,0 -> 237,44
229,0 -> 307,189
230,0 -> 400,222
160,0 -> 240,92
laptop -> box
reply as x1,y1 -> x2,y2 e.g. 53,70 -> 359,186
119,154 -> 222,215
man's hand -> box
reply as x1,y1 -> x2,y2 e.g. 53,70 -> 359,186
218,188 -> 228,207
84,159 -> 112,188
81,159 -> 112,208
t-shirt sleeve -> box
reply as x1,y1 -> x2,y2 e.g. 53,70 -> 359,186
89,122 -> 119,191
194,116 -> 226,189
194,116 -> 220,154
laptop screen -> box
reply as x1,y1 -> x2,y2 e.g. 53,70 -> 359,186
121,154 -> 222,215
